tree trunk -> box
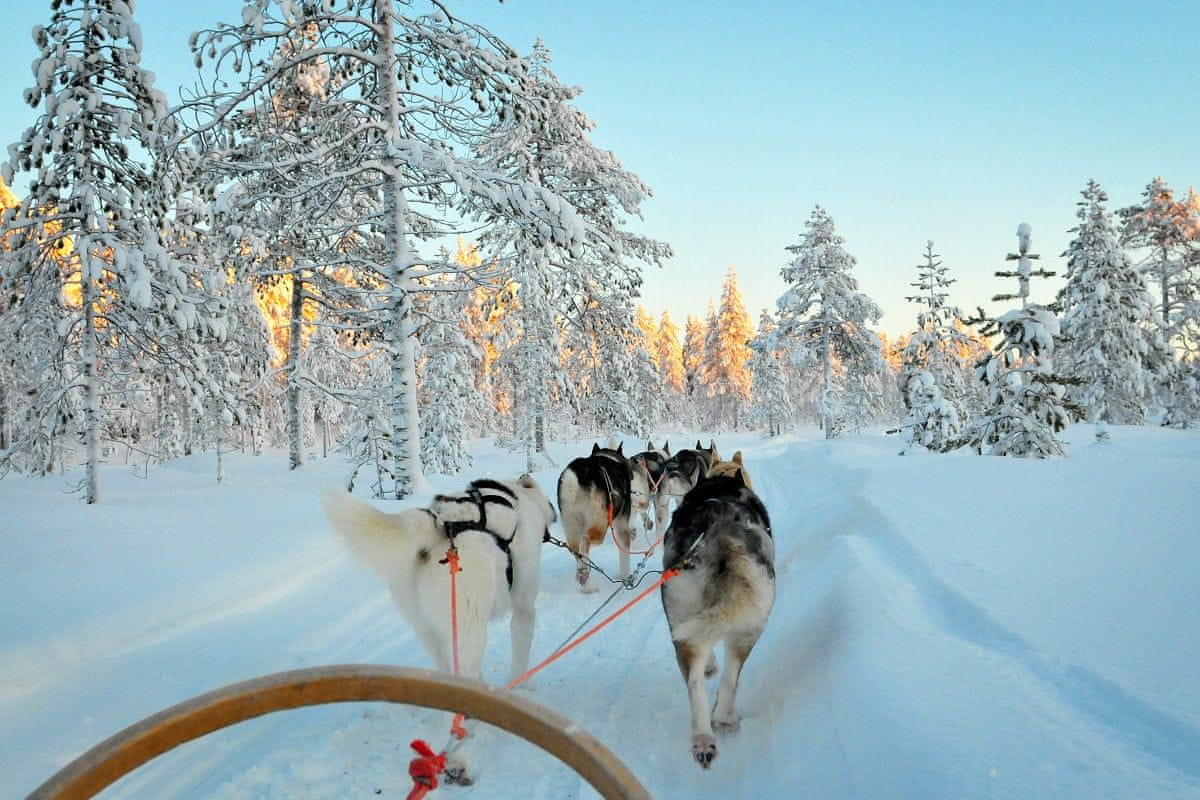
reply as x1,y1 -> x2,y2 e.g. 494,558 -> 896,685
79,243 -> 101,504
287,266 -> 304,470
821,324 -> 834,440
377,0 -> 424,499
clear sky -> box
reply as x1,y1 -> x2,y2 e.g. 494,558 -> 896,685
3,1 -> 1197,335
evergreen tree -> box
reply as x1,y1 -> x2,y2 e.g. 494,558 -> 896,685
747,310 -> 793,436
1,0 -> 226,502
656,311 -> 686,394
899,241 -> 969,448
1058,181 -> 1173,426
706,267 -> 755,429
418,275 -> 482,474
970,224 -> 1074,457
775,206 -> 884,439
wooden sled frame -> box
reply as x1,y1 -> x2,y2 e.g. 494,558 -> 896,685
25,664 -> 651,800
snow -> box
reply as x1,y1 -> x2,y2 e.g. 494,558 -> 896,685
2,425 -> 1199,799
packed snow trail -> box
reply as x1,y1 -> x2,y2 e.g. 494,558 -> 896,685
3,428 -> 1199,799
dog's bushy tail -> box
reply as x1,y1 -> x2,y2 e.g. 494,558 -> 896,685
322,489 -> 430,581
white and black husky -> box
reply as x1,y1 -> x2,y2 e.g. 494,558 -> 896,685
556,443 -> 635,592
321,476 -> 556,783
660,470 -> 774,769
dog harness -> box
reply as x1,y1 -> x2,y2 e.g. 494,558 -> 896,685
436,485 -> 518,589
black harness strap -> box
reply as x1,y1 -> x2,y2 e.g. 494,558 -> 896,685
439,487 -> 517,589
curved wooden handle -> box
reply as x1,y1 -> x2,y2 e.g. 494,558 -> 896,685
25,664 -> 651,800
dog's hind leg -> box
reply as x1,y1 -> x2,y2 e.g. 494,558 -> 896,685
673,640 -> 717,768
712,635 -> 758,734
508,599 -> 535,683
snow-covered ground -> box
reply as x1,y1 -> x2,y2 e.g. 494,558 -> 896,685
3,425 -> 1199,799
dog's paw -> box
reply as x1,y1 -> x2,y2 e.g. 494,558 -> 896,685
444,757 -> 474,786
579,583 -> 599,594
712,714 -> 740,734
691,733 -> 717,768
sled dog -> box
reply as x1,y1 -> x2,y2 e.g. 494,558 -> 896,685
706,450 -> 753,489
322,476 -> 555,784
630,440 -> 671,535
660,470 -> 774,769
659,440 -> 720,506
322,476 -> 555,682
556,443 -> 635,592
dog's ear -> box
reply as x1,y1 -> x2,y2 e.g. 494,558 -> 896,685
617,442 -> 624,455
591,442 -> 600,454
646,440 -> 654,450
663,440 -> 670,454
695,440 -> 702,450
733,468 -> 746,488
733,451 -> 743,465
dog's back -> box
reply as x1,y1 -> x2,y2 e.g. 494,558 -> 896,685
660,472 -> 774,769
557,446 -> 633,545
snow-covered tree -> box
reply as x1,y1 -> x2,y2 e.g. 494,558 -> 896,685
775,206 -> 884,438
970,224 -> 1074,457
417,275 -> 482,474
473,38 -> 667,465
704,267 -> 754,429
1119,177 -> 1200,355
1,0 -> 226,502
898,241 -> 969,447
1058,181 -> 1173,426
190,2 -> 591,498
747,310 -> 794,436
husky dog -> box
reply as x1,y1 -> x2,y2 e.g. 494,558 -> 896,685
659,440 -> 720,507
660,470 -> 774,769
322,476 -> 556,783
557,443 -> 635,592
629,440 -> 671,535
706,450 -> 752,489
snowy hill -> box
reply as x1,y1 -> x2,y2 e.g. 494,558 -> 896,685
3,426 -> 1199,799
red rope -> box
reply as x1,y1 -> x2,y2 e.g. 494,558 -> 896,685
506,567 -> 680,690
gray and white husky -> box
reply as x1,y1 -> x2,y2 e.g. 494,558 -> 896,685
321,476 -> 556,784
660,470 -> 774,769
659,440 -> 720,507
556,443 -> 635,592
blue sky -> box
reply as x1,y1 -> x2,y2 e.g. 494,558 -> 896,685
3,1 -> 1197,335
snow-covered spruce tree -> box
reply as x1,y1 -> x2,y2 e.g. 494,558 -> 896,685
705,267 -> 754,430
563,284 -> 661,438
1,0 -> 227,502
682,314 -> 706,427
899,371 -> 960,454
416,273 -> 482,474
189,2 -> 588,499
747,310 -> 794,436
775,206 -> 884,439
654,310 -> 686,424
1058,181 -> 1173,426
969,224 -> 1074,457
475,39 -> 668,463
898,241 -> 969,449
